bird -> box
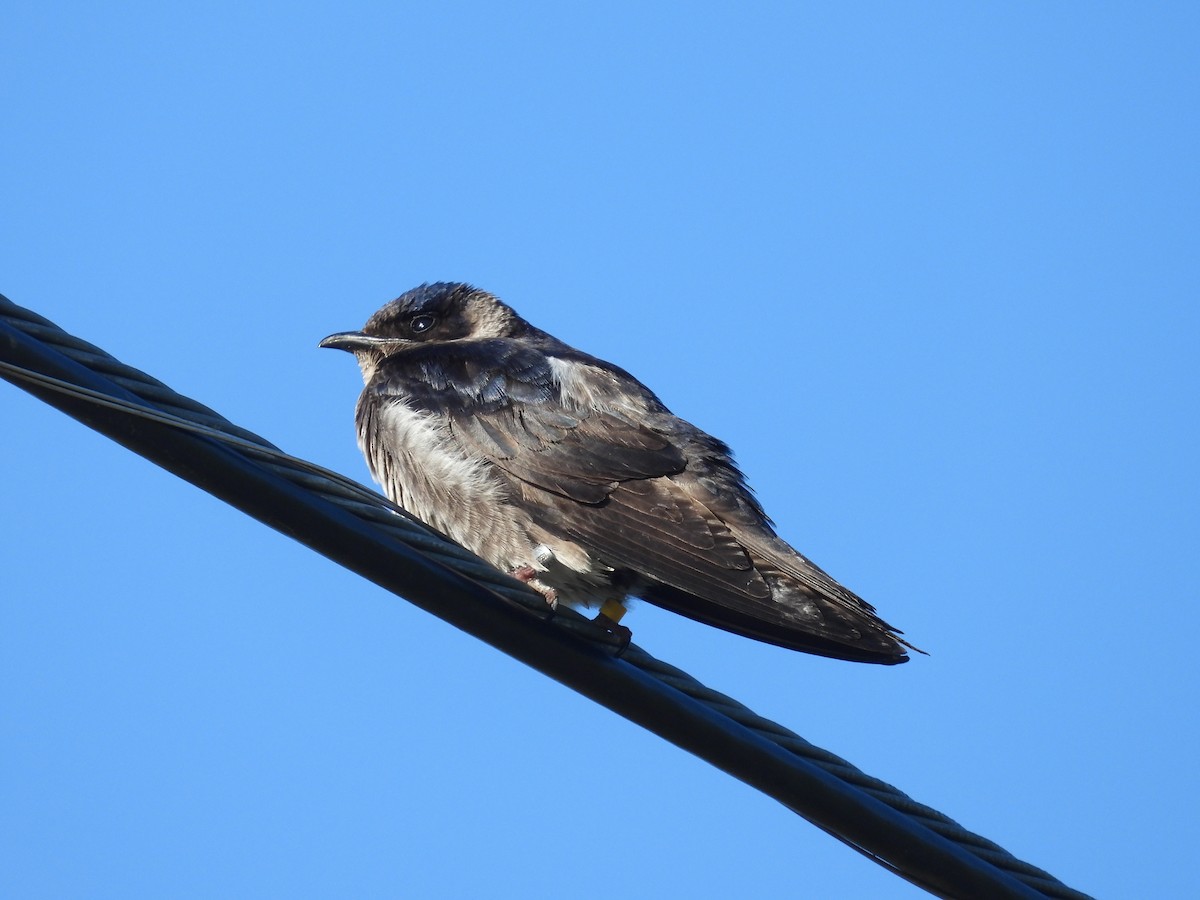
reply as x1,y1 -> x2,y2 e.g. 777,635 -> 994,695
320,283 -> 915,664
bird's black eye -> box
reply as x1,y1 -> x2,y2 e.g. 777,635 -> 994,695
409,314 -> 437,335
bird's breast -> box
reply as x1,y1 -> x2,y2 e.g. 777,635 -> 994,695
356,395 -> 534,570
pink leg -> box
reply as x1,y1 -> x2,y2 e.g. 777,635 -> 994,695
510,565 -> 559,608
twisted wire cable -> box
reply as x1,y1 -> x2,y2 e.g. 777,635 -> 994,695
0,294 -> 1092,900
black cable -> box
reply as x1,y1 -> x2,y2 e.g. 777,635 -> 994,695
0,294 -> 1093,900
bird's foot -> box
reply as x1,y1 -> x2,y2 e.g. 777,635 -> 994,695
594,600 -> 632,650
510,565 -> 558,609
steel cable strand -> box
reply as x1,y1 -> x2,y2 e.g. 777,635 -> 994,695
0,294 -> 1093,900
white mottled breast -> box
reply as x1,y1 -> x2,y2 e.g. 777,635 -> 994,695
355,390 -> 624,609
358,398 -> 535,571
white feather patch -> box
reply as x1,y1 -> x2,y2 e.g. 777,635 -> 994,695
547,356 -> 651,418
360,399 -> 530,569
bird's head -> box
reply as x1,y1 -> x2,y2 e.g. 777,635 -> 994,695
319,282 -> 529,376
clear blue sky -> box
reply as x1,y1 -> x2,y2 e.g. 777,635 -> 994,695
3,3 -> 1196,897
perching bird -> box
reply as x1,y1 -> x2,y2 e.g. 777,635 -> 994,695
320,283 -> 914,664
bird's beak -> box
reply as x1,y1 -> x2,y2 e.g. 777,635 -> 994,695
319,331 -> 396,352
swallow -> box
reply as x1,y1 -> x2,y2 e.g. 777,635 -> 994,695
320,283 -> 914,664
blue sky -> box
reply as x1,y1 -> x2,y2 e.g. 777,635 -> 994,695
2,3 -> 1196,897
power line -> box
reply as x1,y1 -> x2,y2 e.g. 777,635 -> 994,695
0,294 -> 1092,900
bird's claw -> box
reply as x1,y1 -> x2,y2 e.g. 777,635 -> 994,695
593,610 -> 632,652
510,565 -> 558,609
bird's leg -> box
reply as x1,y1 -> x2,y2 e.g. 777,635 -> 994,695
594,599 -> 632,649
509,565 -> 558,609
598,599 -> 627,624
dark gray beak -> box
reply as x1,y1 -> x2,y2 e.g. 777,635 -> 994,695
319,331 -> 387,352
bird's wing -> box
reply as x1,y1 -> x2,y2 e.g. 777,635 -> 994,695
379,342 -> 908,662
377,342 -> 773,604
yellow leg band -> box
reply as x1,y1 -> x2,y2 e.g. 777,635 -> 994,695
599,599 -> 628,623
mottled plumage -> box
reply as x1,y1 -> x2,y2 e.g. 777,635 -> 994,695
320,283 -> 914,664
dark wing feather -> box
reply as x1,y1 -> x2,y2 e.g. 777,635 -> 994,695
527,476 -> 773,603
376,341 -> 908,662
380,342 -> 766,588
453,403 -> 683,503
